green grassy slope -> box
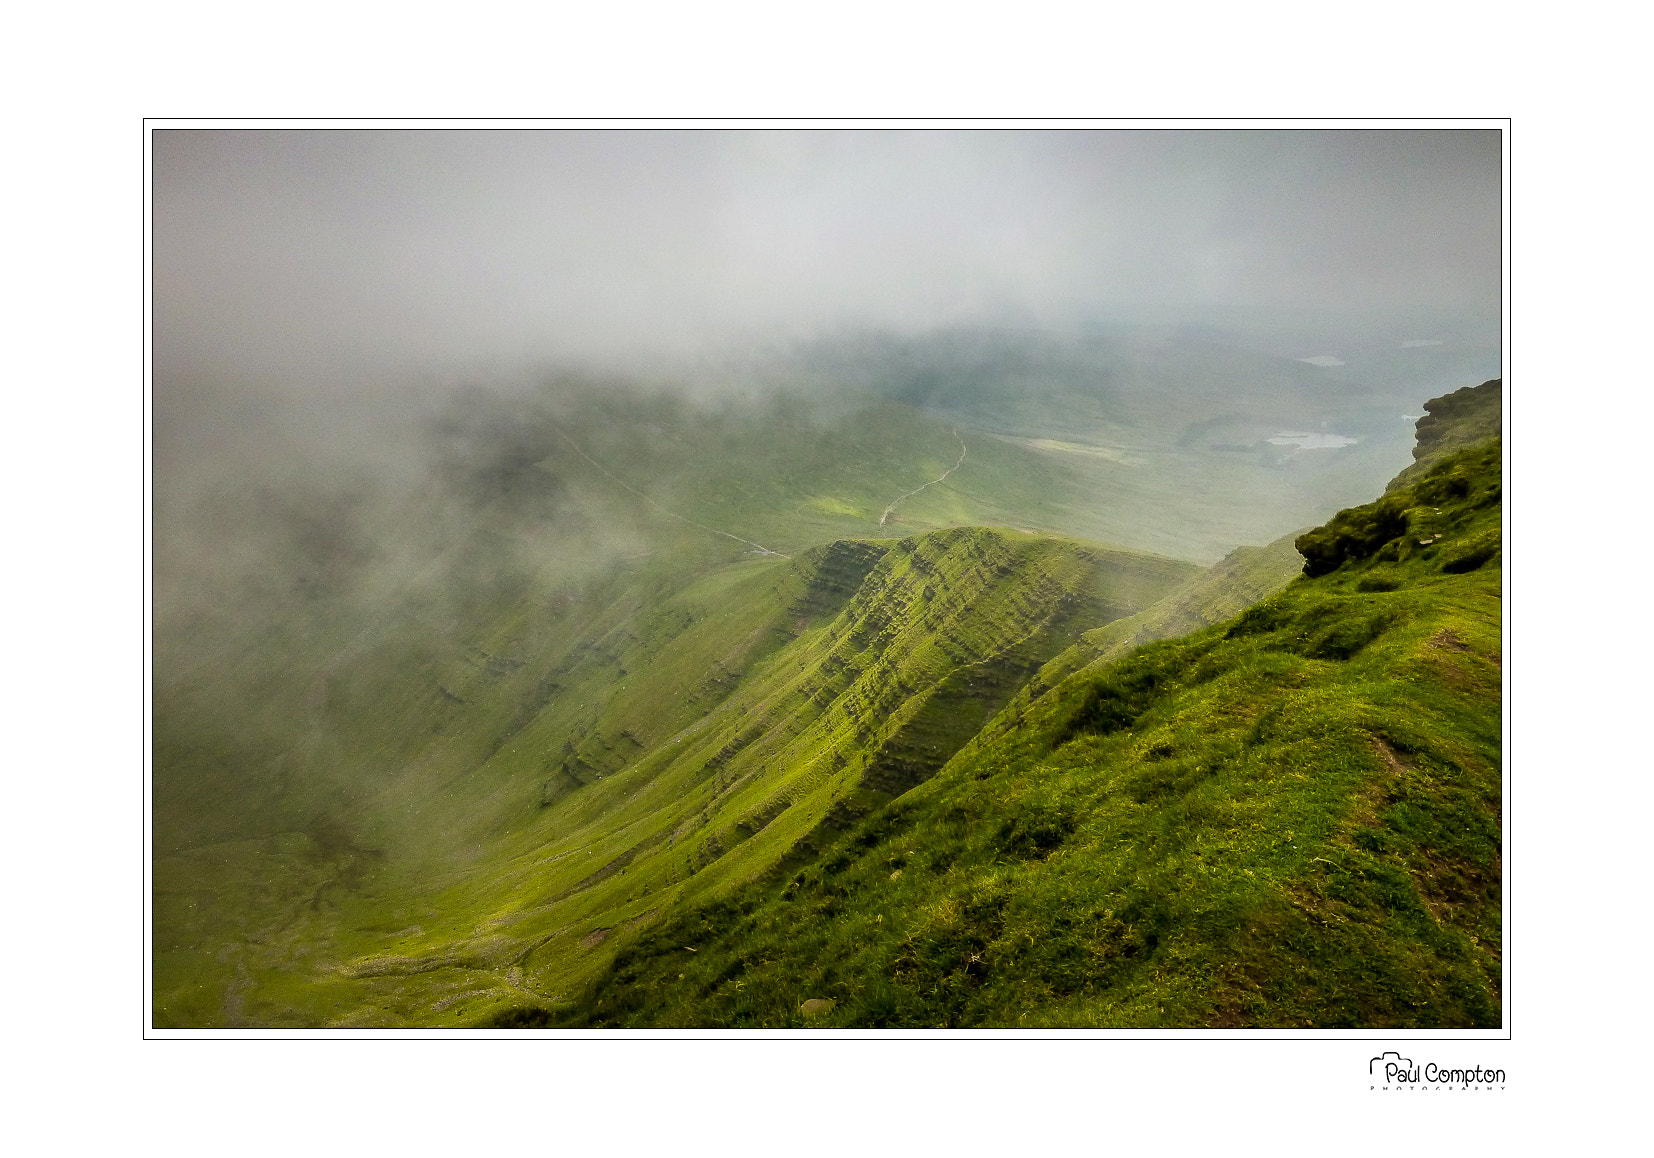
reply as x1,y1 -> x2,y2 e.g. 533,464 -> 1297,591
932,532 -> 1310,780
547,436 -> 1502,1029
152,367 -> 1474,1029
154,524 -> 1193,1027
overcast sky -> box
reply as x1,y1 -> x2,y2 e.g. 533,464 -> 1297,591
152,127 -> 1501,390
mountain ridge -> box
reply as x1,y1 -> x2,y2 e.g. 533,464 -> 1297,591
535,398 -> 1502,1029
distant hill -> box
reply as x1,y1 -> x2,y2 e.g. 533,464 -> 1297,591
1079,531 -> 1309,668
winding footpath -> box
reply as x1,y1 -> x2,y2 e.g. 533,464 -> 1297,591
880,429 -> 968,526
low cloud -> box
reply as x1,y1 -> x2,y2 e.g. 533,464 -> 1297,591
153,128 -> 1502,390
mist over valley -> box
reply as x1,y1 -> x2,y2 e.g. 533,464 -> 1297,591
150,128 -> 1503,1029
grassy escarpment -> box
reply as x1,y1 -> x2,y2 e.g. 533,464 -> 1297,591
155,523 -> 1191,1028
546,435 -> 1501,1029
374,528 -> 1187,1029
673,529 -> 1196,861
546,527 -> 1196,907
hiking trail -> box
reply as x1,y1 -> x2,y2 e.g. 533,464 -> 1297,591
880,429 -> 968,526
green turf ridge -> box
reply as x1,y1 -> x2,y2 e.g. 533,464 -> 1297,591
538,437 -> 1501,1029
